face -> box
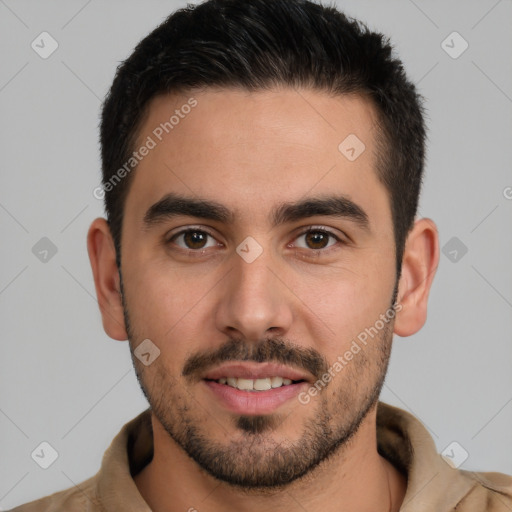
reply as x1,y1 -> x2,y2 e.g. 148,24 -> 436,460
118,87 -> 398,488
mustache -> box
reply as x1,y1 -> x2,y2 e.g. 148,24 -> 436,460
182,337 -> 329,382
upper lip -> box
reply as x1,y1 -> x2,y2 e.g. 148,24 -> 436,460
202,362 -> 313,382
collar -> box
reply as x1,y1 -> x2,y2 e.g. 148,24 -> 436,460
375,402 -> 476,511
94,401 -> 477,511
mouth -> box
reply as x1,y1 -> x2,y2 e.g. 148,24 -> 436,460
204,376 -> 305,391
200,362 -> 312,415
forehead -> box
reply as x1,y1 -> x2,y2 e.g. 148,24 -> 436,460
124,87 -> 389,230
138,87 -> 379,153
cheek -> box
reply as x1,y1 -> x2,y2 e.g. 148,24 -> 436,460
124,261 -> 222,359
310,261 -> 394,354
123,262 -> 190,336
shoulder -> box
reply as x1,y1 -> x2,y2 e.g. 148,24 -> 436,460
7,476 -> 104,512
456,470 -> 512,511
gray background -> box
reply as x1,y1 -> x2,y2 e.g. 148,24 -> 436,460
1,0 -> 511,508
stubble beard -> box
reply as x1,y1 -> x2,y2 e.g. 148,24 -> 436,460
119,272 -> 394,490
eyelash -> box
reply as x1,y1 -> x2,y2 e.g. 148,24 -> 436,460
165,226 -> 345,256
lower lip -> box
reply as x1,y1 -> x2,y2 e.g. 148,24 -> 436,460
203,380 -> 308,415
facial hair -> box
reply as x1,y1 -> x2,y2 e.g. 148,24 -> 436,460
119,271 -> 396,490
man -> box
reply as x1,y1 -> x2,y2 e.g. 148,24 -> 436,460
10,0 -> 512,510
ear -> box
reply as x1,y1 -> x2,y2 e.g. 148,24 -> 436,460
394,218 -> 439,337
87,217 -> 128,341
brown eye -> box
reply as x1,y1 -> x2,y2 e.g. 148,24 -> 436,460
294,228 -> 339,251
169,229 -> 218,250
183,231 -> 208,249
304,231 -> 330,249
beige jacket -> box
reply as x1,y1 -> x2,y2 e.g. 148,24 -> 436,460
9,401 -> 512,511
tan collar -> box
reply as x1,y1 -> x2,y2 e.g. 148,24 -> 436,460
376,402 -> 476,511
94,401 -> 477,511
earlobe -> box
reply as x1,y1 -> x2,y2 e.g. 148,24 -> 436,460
393,218 -> 439,337
87,217 -> 128,341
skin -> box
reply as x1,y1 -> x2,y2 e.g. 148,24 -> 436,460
87,87 -> 439,512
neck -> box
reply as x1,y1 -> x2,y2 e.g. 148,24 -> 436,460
134,405 -> 407,512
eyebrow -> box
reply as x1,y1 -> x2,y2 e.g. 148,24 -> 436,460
142,192 -> 370,231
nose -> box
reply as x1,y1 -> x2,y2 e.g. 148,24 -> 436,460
214,245 -> 294,342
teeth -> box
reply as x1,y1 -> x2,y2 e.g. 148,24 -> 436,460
236,378 -> 254,391
254,378 -> 272,391
215,376 -> 297,390
271,376 -> 283,388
